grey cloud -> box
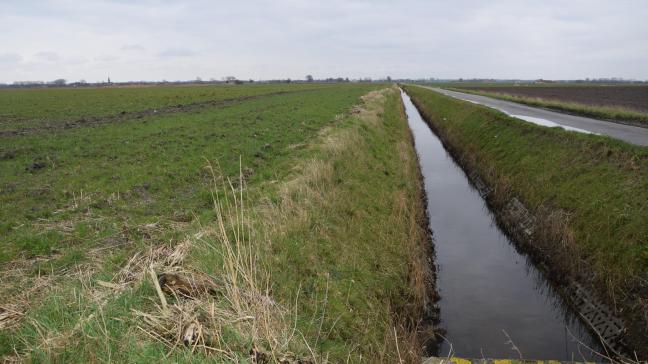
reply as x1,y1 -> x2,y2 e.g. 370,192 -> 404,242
0,0 -> 646,82
0,53 -> 22,64
158,49 -> 198,58
34,51 -> 60,61
121,44 -> 145,51
95,55 -> 120,62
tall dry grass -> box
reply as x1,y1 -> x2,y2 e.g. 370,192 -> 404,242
135,162 -> 318,362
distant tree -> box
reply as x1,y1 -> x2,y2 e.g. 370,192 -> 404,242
286,78 -> 291,83
386,76 -> 392,82
249,79 -> 254,83
305,74 -> 314,82
224,76 -> 237,83
51,79 -> 66,86
196,76 -> 202,82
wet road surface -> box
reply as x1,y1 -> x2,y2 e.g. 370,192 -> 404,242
425,87 -> 648,147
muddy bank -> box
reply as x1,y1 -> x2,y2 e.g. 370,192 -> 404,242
403,86 -> 646,360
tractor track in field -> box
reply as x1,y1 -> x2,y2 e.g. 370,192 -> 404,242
0,89 -> 315,137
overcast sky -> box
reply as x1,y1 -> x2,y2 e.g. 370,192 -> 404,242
1,0 -> 647,83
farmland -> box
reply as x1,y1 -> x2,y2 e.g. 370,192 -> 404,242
446,84 -> 648,125
0,83 -> 340,133
457,85 -> 648,112
3,80 -> 646,362
1,83 -> 368,263
0,84 -> 435,362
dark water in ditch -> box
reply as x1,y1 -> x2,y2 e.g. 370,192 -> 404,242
400,90 -> 604,360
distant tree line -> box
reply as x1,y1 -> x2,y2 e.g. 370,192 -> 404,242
6,76 -> 642,89
7,78 -> 68,88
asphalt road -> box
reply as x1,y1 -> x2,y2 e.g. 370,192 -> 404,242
425,87 -> 648,147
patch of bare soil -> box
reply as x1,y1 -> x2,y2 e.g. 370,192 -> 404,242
463,86 -> 648,112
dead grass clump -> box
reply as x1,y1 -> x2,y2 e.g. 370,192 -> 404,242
0,276 -> 54,331
319,129 -> 361,157
133,165 -> 316,363
268,87 -> 393,229
263,86 -> 437,360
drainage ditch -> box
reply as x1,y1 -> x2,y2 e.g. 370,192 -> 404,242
401,89 -> 609,360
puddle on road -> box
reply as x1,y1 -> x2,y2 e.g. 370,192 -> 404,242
400,90 -> 604,360
508,114 -> 594,134
454,94 -> 595,134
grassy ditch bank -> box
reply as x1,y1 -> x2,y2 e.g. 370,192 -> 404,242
0,85 -> 437,362
403,85 -> 648,359
445,87 -> 648,127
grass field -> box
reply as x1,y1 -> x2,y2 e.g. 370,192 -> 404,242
0,84 -> 364,263
0,84 -> 436,362
403,85 -> 648,356
0,83 -> 341,133
443,85 -> 648,125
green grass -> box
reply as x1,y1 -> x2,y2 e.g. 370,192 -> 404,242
403,84 -> 648,354
0,84 -> 374,262
444,87 -> 648,125
1,84 -> 434,362
0,83 -> 339,132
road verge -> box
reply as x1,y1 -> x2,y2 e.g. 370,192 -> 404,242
444,87 -> 648,128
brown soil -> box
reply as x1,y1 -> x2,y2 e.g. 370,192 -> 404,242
462,86 -> 648,112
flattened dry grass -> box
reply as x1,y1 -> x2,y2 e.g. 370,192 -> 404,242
132,171 -> 314,363
1,85 -> 436,362
250,87 -> 436,362
1,84 -> 384,361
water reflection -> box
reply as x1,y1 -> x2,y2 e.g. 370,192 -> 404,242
509,114 -> 594,134
400,90 -> 605,360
